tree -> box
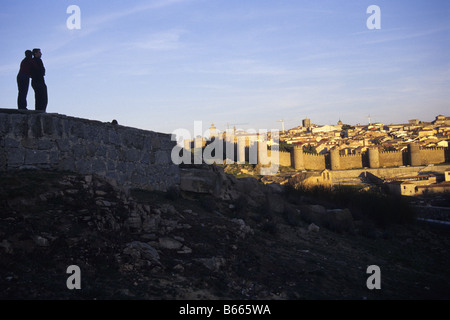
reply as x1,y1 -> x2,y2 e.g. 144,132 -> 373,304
269,141 -> 292,152
342,124 -> 355,130
303,144 -> 317,154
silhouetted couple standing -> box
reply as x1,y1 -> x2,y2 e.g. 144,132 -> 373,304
17,48 -> 48,111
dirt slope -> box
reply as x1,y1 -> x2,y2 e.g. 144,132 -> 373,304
1,169 -> 449,300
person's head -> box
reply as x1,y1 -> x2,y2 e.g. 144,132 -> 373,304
32,48 -> 42,58
25,50 -> 32,58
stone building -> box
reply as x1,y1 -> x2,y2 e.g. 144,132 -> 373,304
432,115 -> 450,126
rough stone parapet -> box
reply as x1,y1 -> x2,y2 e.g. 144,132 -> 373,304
0,109 -> 179,192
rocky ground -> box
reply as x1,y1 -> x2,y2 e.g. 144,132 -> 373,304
0,167 -> 449,300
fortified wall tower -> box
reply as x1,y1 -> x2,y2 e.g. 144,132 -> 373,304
0,109 -> 179,192
287,143 -> 447,171
409,143 -> 421,166
368,148 -> 380,169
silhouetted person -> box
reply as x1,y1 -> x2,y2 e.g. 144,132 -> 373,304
31,48 -> 48,112
17,50 -> 33,110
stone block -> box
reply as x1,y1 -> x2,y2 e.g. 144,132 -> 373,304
49,150 -> 60,165
0,113 -> 10,134
70,121 -> 86,139
143,136 -> 153,150
155,150 -> 169,165
152,136 -> 161,149
107,159 -> 116,171
109,129 -> 121,145
159,134 -> 175,151
30,115 -> 43,138
58,157 -> 75,171
41,115 -> 54,135
5,138 -> 19,148
75,160 -> 92,174
56,138 -> 72,152
126,148 -> 141,162
37,139 -> 54,150
25,149 -> 48,164
125,162 -> 136,175
107,146 -> 119,159
11,114 -> 28,138
85,143 -> 98,157
123,132 -> 144,149
92,158 -> 107,174
7,148 -> 25,166
141,150 -> 151,164
21,138 -> 39,149
116,161 -> 127,173
72,144 -> 86,158
59,118 -> 69,137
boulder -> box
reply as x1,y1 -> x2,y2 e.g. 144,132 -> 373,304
326,209 -> 355,233
179,165 -> 223,195
196,257 -> 226,272
158,237 -> 184,250
123,241 -> 160,265
300,204 -> 327,225
308,223 -> 320,232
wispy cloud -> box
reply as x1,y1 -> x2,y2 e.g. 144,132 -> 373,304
86,0 -> 188,30
46,47 -> 107,67
364,26 -> 450,45
188,58 -> 290,76
51,0 -> 190,47
128,29 -> 187,51
0,63 -> 17,76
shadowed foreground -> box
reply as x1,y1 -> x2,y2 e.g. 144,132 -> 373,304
0,169 -> 449,300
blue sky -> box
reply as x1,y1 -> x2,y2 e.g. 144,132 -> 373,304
0,0 -> 449,134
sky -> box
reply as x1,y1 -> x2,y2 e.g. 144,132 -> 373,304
0,0 -> 449,134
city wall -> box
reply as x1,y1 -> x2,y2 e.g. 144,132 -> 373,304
420,147 -> 446,165
267,150 -> 292,167
302,153 -> 326,171
0,109 -> 179,191
204,138 -> 448,172
378,150 -> 405,168
330,165 -> 450,185
336,153 -> 363,170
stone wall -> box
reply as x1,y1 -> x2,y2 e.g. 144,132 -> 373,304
330,165 -> 450,185
189,138 -> 448,173
293,145 -> 448,171
303,153 -> 326,171
338,154 -> 363,170
378,150 -> 405,168
268,150 -> 292,167
420,147 -> 446,165
0,109 -> 179,191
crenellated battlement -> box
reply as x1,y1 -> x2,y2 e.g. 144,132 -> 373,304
340,153 -> 362,158
379,150 -> 404,154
